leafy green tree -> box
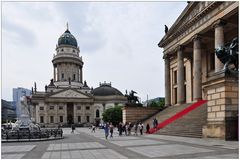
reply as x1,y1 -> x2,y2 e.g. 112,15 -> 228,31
149,98 -> 165,109
102,105 -> 122,126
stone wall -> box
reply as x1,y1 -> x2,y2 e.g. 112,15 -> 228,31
122,106 -> 159,124
202,71 -> 239,140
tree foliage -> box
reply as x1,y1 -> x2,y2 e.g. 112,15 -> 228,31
102,105 -> 122,126
149,98 -> 165,109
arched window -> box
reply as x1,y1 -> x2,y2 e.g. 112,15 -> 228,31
96,109 -> 100,118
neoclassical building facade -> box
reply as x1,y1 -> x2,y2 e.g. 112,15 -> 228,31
31,27 -> 127,127
159,2 -> 238,139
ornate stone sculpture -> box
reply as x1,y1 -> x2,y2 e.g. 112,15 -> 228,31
215,37 -> 238,71
125,90 -> 142,106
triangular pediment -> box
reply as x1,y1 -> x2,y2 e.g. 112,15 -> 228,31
50,89 -> 90,99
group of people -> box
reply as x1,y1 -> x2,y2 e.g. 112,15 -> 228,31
103,122 -> 114,139
71,118 -> 159,136
101,121 -> 148,139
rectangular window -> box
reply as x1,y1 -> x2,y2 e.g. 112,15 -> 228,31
78,116 -> 81,123
50,106 -> 54,110
40,116 -> 44,123
86,116 -> 90,122
62,73 -> 64,79
86,106 -> 90,110
60,116 -> 63,123
59,106 -> 63,110
50,116 -> 54,123
174,88 -> 177,105
77,106 -> 81,110
40,106 -> 44,110
210,52 -> 215,71
73,74 -> 76,81
174,70 -> 177,84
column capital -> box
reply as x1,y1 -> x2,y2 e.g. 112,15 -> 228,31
176,45 -> 184,51
191,34 -> 202,41
212,19 -> 227,28
163,54 -> 171,60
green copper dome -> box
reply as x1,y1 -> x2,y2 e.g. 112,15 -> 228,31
58,29 -> 78,47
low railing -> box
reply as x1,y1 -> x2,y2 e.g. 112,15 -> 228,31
1,128 -> 63,141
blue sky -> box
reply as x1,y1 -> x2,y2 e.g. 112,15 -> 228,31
2,1 -> 187,101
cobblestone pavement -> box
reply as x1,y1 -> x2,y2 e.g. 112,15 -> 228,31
1,127 -> 239,159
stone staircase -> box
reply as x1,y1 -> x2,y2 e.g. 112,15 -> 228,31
143,103 -> 207,138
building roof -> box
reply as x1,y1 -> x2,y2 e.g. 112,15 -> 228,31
92,82 -> 123,96
58,29 -> 78,47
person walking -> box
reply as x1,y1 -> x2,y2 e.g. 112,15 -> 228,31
125,123 -> 129,136
146,123 -> 150,133
152,118 -> 156,128
134,123 -> 138,136
127,122 -> 132,136
139,122 -> 144,135
109,123 -> 114,138
91,124 -> 96,133
155,119 -> 158,128
71,123 -> 75,134
104,123 -> 109,139
118,122 -> 123,136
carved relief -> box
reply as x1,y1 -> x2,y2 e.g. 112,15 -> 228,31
51,89 -> 89,98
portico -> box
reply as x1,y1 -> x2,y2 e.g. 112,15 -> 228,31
159,1 -> 238,139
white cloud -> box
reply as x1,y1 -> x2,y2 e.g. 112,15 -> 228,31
2,1 -> 186,101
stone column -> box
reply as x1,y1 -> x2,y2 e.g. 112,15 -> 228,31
177,46 -> 185,104
163,54 -> 171,106
193,35 -> 202,100
214,19 -> 226,72
80,67 -> 83,83
53,67 -> 56,81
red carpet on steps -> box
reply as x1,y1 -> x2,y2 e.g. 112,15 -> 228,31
148,100 -> 207,134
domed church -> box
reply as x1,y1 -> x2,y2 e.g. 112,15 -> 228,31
31,26 -> 127,127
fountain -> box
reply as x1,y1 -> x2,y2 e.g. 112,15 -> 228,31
1,96 -> 63,142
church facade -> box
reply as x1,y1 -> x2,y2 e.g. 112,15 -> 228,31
31,27 -> 127,127
159,2 -> 238,140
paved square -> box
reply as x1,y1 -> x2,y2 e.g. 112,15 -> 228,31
127,144 -> 214,158
100,136 -> 141,141
1,145 -> 36,153
1,153 -> 25,159
47,142 -> 105,151
110,139 -> 165,146
42,149 -> 127,159
1,128 -> 238,159
197,153 -> 239,159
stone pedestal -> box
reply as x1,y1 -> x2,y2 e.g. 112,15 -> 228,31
202,70 -> 238,140
122,106 -> 159,124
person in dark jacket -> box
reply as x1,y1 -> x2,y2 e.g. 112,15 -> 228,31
146,123 -> 150,133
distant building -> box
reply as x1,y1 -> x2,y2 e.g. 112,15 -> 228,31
13,87 -> 32,117
32,27 -> 127,127
1,99 -> 16,122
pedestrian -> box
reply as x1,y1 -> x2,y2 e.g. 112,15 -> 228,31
71,123 -> 75,133
152,118 -> 156,128
91,124 -> 96,133
118,122 -> 122,136
109,123 -> 114,138
104,123 -> 109,139
139,122 -> 144,135
146,123 -> 150,133
155,119 -> 158,128
134,123 -> 138,136
125,123 -> 129,136
127,122 -> 132,136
